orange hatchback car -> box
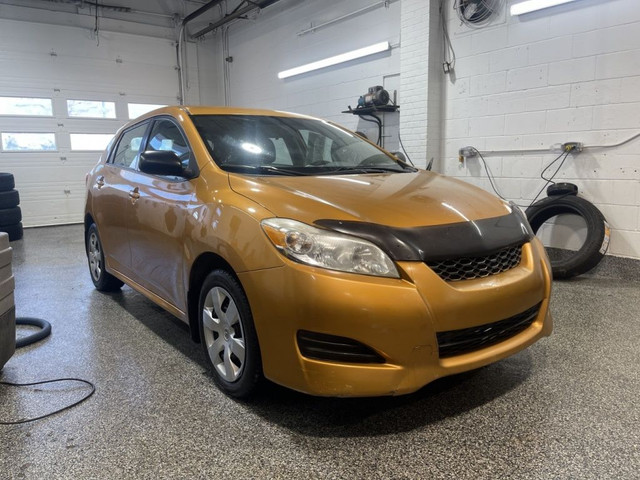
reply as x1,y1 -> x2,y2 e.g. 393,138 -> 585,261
85,106 -> 552,398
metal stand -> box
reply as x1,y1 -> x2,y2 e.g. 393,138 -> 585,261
342,104 -> 400,148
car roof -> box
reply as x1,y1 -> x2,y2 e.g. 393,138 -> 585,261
132,105 -> 318,123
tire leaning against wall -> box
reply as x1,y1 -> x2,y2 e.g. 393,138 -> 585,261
1,222 -> 23,242
0,190 -> 19,210
0,174 -> 23,241
0,173 -> 15,192
0,207 -> 22,226
525,195 -> 610,279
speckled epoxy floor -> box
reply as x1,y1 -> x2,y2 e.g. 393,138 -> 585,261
1,225 -> 639,479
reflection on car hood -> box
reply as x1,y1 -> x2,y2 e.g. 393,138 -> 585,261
228,170 -> 511,227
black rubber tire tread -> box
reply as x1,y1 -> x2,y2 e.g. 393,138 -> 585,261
16,317 -> 52,348
0,190 -> 19,209
0,173 -> 15,192
547,182 -> 578,197
526,195 -> 608,279
198,270 -> 262,399
0,207 -> 22,226
86,224 -> 124,291
0,222 -> 23,241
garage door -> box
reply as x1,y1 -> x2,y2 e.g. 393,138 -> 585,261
0,18 -> 187,227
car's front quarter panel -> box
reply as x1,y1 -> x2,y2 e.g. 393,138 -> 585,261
181,167 -> 285,298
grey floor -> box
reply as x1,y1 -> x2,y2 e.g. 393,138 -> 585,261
1,225 -> 639,479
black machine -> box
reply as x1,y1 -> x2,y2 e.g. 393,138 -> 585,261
357,86 -> 390,108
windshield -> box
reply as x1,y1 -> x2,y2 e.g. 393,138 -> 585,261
190,114 -> 414,176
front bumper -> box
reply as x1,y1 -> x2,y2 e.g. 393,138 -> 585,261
238,238 -> 552,397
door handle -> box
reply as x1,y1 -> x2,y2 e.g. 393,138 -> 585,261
96,176 -> 105,188
129,187 -> 140,200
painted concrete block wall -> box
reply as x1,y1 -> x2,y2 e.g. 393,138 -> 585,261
206,0 -> 401,148
442,0 -> 640,259
0,17 -> 194,226
399,0 -> 443,169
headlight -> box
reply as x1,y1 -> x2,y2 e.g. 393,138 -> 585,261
261,218 -> 399,278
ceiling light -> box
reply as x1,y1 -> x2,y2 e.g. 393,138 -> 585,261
278,41 -> 390,79
510,0 -> 580,16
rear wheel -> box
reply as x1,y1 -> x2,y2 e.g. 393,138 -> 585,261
198,270 -> 262,398
86,224 -> 123,291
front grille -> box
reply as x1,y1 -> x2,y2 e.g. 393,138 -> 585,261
297,330 -> 385,364
436,303 -> 541,358
427,245 -> 522,282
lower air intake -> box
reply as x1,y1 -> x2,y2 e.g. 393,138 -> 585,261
297,330 -> 385,364
436,303 -> 541,358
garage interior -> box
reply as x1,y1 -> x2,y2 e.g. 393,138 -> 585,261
1,0 -> 639,478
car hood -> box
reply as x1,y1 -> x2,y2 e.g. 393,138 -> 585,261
228,170 -> 511,227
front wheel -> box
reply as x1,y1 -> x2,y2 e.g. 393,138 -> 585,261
86,224 -> 123,291
199,270 -> 262,398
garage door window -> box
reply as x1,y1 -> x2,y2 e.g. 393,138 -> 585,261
0,97 -> 53,116
111,123 -> 147,168
1,132 -> 56,151
128,103 -> 166,119
67,100 -> 116,119
70,133 -> 114,151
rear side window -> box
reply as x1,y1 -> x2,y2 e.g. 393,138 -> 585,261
111,123 -> 147,168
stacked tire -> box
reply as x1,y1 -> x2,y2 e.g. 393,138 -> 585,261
0,173 -> 23,242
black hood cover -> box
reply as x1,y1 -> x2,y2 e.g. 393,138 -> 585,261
315,211 -> 533,262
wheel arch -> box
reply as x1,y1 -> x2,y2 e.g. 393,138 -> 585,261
84,213 -> 95,249
187,252 -> 238,343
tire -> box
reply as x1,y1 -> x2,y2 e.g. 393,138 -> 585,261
0,190 -> 19,209
0,173 -> 15,192
0,207 -> 22,226
525,196 -> 609,279
198,270 -> 262,398
547,182 -> 578,197
0,222 -> 23,241
86,224 -> 123,291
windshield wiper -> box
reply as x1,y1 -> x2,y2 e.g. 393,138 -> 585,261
223,164 -> 309,176
319,166 -> 409,175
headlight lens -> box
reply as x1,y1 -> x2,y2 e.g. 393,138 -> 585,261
261,218 -> 399,278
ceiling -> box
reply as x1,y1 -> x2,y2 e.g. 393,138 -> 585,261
0,0 -> 274,39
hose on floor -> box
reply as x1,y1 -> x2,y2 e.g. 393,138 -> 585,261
15,317 -> 52,348
0,318 -> 96,426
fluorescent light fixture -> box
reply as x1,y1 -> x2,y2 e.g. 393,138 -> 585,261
511,0 -> 580,15
278,41 -> 390,79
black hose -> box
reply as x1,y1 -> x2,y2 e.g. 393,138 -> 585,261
0,318 -> 96,425
15,317 -> 52,348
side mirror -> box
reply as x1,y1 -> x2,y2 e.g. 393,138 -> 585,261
139,150 -> 185,176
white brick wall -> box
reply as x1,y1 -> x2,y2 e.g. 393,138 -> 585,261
399,0 -> 430,166
205,0 -> 401,145
442,0 -> 640,260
